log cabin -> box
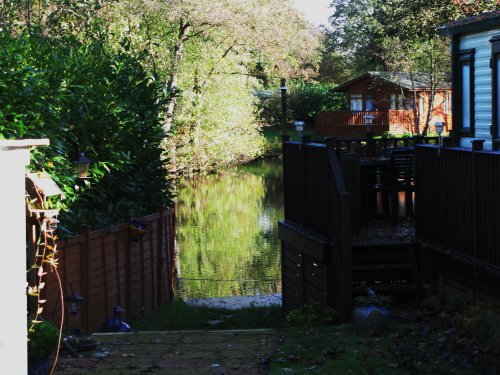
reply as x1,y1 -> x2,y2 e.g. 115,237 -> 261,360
315,71 -> 452,138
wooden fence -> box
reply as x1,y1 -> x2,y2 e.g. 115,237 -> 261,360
416,145 -> 500,297
31,209 -> 176,334
279,142 -> 352,321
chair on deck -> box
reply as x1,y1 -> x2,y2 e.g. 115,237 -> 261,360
369,148 -> 415,225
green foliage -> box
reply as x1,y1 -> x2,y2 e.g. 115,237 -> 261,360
285,304 -> 340,327
168,72 -> 264,174
381,131 -> 396,139
28,321 -> 59,360
445,297 -> 500,352
132,299 -> 284,331
258,81 -> 346,126
0,30 -> 172,235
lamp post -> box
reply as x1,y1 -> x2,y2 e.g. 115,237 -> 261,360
294,120 -> 305,142
364,115 -> 375,134
435,121 -> 444,156
364,115 -> 376,157
280,78 -> 288,138
73,152 -> 91,179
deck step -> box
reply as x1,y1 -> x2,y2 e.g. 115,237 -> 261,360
353,284 -> 417,296
352,263 -> 413,271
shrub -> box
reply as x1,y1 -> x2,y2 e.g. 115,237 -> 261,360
28,321 -> 60,360
0,30 -> 172,235
258,81 -> 347,125
286,304 -> 340,327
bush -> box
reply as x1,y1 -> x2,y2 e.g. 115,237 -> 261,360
28,321 -> 60,360
0,31 -> 172,235
258,81 -> 347,125
286,304 -> 340,327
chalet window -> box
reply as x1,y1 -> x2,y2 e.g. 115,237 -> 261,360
365,95 -> 373,111
458,49 -> 474,135
397,94 -> 404,109
491,35 -> 500,144
350,94 -> 363,111
390,94 -> 396,110
408,97 -> 416,109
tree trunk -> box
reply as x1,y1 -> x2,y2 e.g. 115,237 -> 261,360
163,21 -> 191,134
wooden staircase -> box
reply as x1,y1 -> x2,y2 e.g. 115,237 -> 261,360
351,241 -> 420,298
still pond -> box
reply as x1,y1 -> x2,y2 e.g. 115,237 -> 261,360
174,158 -> 283,299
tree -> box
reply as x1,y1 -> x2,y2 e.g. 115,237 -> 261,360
102,0 -> 321,173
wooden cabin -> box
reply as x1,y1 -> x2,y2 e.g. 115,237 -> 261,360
315,71 -> 452,138
439,11 -> 500,150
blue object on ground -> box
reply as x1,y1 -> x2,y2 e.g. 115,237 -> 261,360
99,305 -> 133,333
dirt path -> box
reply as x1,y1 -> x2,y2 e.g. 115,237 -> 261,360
55,329 -> 281,374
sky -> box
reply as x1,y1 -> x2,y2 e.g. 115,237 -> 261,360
291,0 -> 332,27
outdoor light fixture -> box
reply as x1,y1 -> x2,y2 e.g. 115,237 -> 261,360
435,121 -> 445,156
294,120 -> 305,142
280,78 -> 288,136
364,115 -> 375,133
73,152 -> 91,179
66,292 -> 84,316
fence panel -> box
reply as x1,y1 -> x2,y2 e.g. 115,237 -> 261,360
36,209 -> 175,334
280,142 -> 352,321
416,145 -> 500,270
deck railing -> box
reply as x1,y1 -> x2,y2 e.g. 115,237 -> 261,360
316,135 -> 442,158
416,145 -> 500,282
279,142 -> 352,321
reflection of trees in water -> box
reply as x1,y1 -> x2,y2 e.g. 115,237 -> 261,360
175,160 -> 283,298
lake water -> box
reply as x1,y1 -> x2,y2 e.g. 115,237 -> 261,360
174,158 -> 283,299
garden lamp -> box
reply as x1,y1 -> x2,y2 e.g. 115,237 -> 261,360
435,122 -> 445,135
364,115 -> 375,133
66,292 -> 84,316
435,121 -> 445,156
73,152 -> 91,179
294,120 -> 305,142
280,78 -> 288,136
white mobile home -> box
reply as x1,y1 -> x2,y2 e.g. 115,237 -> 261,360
440,11 -> 500,150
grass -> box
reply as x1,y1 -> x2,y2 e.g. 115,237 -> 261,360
130,297 -> 500,374
130,298 -> 285,331
269,301 -> 500,375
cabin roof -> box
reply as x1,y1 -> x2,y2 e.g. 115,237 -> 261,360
438,10 -> 500,36
331,71 -> 451,93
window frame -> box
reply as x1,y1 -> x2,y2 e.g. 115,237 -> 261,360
457,49 -> 475,137
350,94 -> 363,111
491,36 -> 500,148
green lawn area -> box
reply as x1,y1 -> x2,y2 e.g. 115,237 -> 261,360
131,298 -> 500,374
130,299 -> 285,331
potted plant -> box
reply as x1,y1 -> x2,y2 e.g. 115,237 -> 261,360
28,320 -> 60,375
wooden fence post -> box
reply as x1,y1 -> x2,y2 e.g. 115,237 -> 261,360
125,217 -> 133,322
81,225 -> 91,334
157,208 -> 164,307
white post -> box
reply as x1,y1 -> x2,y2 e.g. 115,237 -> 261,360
0,139 -> 49,374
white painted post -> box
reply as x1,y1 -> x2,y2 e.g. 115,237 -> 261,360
0,139 -> 49,374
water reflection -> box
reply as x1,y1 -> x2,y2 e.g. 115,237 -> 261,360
175,158 -> 283,298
